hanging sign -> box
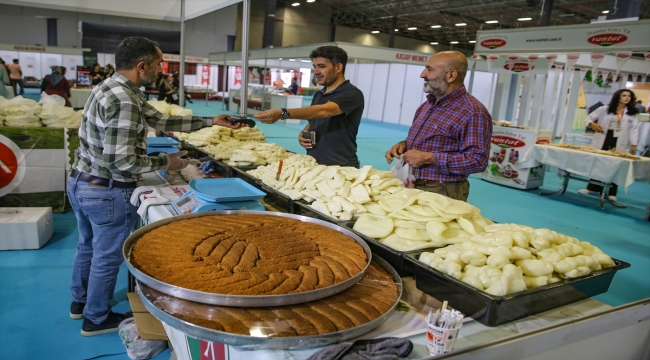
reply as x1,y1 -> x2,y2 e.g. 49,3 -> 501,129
486,54 -> 499,72
615,51 -> 632,76
545,55 -> 557,72
579,68 -> 588,81
201,65 -> 210,85
474,20 -> 650,54
590,53 -> 605,72
566,53 -> 580,69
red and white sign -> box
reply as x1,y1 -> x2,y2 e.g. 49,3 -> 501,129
0,135 -> 26,197
234,66 -> 242,86
503,56 -> 536,72
201,65 -> 210,85
199,340 -> 226,360
545,54 -> 557,72
587,33 -> 628,47
480,38 -> 507,49
395,53 -> 428,63
566,53 -> 580,70
491,135 -> 526,148
162,54 -> 208,64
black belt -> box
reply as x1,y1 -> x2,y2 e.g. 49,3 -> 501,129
70,169 -> 137,188
414,179 -> 445,185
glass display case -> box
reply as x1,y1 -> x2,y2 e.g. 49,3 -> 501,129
230,84 -> 279,111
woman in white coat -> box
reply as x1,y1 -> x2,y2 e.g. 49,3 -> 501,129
579,89 -> 639,201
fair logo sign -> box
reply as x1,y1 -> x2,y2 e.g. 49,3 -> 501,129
479,35 -> 508,49
587,27 -> 630,46
0,135 -> 26,197
491,136 -> 526,148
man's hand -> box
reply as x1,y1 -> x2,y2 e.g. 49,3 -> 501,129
212,114 -> 245,129
165,150 -> 190,171
402,150 -> 435,168
298,131 -> 313,149
590,122 -> 604,133
385,141 -> 406,163
253,109 -> 282,124
630,145 -> 637,155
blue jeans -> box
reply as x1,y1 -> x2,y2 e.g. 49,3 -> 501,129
67,176 -> 138,324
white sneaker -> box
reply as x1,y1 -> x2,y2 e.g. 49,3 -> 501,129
578,189 -> 599,196
609,195 -> 617,202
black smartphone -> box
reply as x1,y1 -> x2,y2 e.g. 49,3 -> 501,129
302,131 -> 316,147
225,116 -> 256,128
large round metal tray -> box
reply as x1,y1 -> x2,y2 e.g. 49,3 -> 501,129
123,210 -> 372,307
136,256 -> 402,350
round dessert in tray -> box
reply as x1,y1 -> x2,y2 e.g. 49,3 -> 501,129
136,257 -> 401,349
124,211 -> 372,306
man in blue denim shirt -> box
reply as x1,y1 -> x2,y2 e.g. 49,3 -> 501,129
67,37 -> 242,336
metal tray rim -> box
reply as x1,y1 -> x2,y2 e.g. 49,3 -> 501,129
136,255 -> 403,349
123,210 -> 373,307
408,252 -> 630,301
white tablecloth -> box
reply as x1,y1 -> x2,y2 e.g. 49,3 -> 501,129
70,88 -> 92,108
520,145 -> 650,191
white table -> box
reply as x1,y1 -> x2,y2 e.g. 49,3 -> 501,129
70,88 -> 92,109
521,144 -> 650,209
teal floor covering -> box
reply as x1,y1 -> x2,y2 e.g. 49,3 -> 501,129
1,98 -> 648,359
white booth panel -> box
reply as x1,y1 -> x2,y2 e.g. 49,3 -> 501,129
367,63 -> 389,122
63,55 -> 83,83
346,63 -> 358,86
19,52 -> 41,79
0,51 -> 19,67
383,63 -> 406,124
355,64 -> 375,119
467,71 -> 495,110
399,64 -> 425,126
41,53 -> 63,80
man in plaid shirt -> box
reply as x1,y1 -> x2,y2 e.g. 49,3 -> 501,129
67,37 -> 243,336
385,51 -> 492,201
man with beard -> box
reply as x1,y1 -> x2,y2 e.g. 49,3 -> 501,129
254,46 -> 364,167
68,37 -> 244,336
385,51 -> 492,201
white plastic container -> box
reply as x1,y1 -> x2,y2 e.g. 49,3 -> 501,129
0,207 -> 53,250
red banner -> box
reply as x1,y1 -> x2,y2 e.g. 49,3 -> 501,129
234,67 -> 242,86
201,65 -> 210,85
161,61 -> 169,74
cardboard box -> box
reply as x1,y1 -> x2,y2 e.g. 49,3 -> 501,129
128,292 -> 168,341
0,207 -> 53,250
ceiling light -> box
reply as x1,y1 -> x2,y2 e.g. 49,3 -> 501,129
469,40 -> 476,43
450,41 -> 459,44
518,17 -> 532,21
278,58 -> 283,60
455,23 -> 467,26
485,20 -> 498,24
430,42 -> 438,45
371,30 -> 380,34
431,25 -> 441,28
306,0 -> 315,2
289,58 -> 296,61
300,60 -> 311,63
602,10 -> 609,14
394,29 -> 399,32
291,2 -> 300,6
558,13 -> 575,17
407,27 -> 417,30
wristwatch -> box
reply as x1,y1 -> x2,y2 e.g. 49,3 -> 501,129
280,108 -> 290,120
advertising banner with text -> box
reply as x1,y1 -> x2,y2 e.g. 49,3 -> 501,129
475,20 -> 650,54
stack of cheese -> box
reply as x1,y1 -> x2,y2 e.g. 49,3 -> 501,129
352,191 -> 494,251
148,99 -> 193,116
418,223 -> 615,296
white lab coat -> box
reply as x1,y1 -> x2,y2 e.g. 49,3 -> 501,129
583,105 -> 639,151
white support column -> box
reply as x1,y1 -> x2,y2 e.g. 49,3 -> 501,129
492,73 -> 512,121
179,0 -> 186,107
529,74 -> 547,129
517,74 -> 535,127
563,70 -> 582,135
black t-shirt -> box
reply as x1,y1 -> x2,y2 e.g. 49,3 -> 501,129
307,80 -> 364,167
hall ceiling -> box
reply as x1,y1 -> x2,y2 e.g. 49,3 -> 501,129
300,0 -> 650,50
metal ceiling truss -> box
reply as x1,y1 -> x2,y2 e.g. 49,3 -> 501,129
298,0 -> 649,51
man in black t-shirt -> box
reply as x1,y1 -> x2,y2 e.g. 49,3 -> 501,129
254,46 -> 364,167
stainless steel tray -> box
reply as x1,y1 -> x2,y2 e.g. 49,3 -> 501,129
136,256 -> 402,350
123,210 -> 372,307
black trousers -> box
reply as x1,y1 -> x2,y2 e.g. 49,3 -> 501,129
586,130 -> 618,196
